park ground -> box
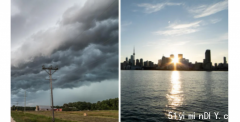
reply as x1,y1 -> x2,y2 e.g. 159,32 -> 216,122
11,110 -> 118,122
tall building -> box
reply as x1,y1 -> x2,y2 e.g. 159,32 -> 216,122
204,49 -> 212,70
136,59 -> 140,66
178,54 -> 183,59
133,47 -> 135,61
224,57 -> 226,65
140,58 -> 143,67
129,55 -> 133,65
133,46 -> 135,56
158,59 -> 162,67
144,61 -> 148,67
126,57 -> 128,64
130,47 -> 135,66
178,54 -> 183,62
205,50 -> 211,62
160,56 -> 166,68
170,54 -> 174,59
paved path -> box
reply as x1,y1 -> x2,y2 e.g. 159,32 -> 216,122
11,117 -> 15,122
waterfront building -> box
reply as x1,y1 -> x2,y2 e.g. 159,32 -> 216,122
158,59 -> 162,67
140,58 -> 143,67
178,54 -> 183,60
224,57 -> 227,65
203,49 -> 212,70
149,61 -> 154,67
136,59 -> 140,66
144,61 -> 148,67
130,55 -> 134,66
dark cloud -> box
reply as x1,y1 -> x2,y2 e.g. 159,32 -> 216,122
11,0 -> 119,104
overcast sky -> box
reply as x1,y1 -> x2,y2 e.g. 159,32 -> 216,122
121,0 -> 228,64
11,0 -> 118,106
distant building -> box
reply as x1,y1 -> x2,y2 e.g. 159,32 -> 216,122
144,61 -> 148,67
126,57 -> 128,64
194,63 -> 203,70
170,54 -> 174,59
218,63 -> 223,68
224,57 -> 227,65
136,59 -> 140,66
55,108 -> 62,111
149,61 -> 154,67
140,58 -> 143,67
161,56 -> 166,68
132,47 -> 135,65
203,49 -> 212,70
158,59 -> 162,67
35,105 -> 52,111
130,55 -> 134,65
205,50 -> 211,63
178,54 -> 183,60
160,56 -> 172,69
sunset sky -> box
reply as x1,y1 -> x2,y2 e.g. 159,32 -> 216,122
121,0 -> 228,64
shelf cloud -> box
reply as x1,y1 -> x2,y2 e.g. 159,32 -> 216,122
11,0 -> 118,101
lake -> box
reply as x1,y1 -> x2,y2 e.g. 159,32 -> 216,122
121,70 -> 228,122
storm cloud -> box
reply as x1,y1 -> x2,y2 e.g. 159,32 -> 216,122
11,0 -> 118,105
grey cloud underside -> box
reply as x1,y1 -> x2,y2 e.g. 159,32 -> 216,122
11,0 -> 119,96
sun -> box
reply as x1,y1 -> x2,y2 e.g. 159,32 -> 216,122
172,57 -> 179,63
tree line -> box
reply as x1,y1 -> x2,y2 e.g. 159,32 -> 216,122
11,98 -> 118,111
59,98 -> 118,111
11,106 -> 35,111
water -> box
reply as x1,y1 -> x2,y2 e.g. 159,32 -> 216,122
121,71 -> 228,122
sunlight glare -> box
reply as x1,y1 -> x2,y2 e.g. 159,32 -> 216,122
172,57 -> 179,63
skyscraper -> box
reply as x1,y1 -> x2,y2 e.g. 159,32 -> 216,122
133,46 -> 135,56
136,59 -> 140,66
158,59 -> 162,67
224,57 -> 226,65
140,58 -> 143,67
204,49 -> 212,70
126,57 -> 128,64
205,50 -> 211,63
133,46 -> 135,61
130,55 -> 134,65
178,54 -> 183,62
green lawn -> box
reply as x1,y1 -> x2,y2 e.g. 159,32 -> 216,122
11,110 -> 118,122
11,111 -> 75,122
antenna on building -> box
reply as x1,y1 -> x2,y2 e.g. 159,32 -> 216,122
133,46 -> 135,55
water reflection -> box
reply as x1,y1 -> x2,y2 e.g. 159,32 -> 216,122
165,71 -> 184,119
167,71 -> 183,108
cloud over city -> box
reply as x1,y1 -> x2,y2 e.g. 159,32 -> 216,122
154,21 -> 202,36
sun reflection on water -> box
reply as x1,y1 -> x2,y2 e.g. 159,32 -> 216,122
167,71 -> 183,107
164,71 -> 184,119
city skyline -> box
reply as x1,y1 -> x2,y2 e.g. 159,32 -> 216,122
121,0 -> 228,64
122,46 -> 227,69
123,47 -> 227,65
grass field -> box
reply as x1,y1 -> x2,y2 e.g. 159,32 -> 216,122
11,110 -> 118,122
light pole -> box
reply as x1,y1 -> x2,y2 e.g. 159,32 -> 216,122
42,65 -> 58,122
